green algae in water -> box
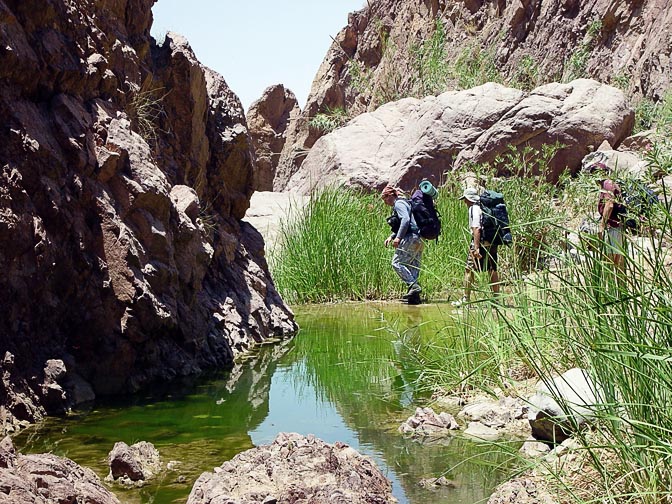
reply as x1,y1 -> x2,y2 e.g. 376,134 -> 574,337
13,302 -> 515,504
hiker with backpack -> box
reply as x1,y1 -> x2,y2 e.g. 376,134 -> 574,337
597,176 -> 626,273
452,187 -> 501,307
381,185 -> 424,304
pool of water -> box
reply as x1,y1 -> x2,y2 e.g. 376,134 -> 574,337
13,302 -> 513,504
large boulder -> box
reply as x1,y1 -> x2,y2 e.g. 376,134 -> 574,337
186,432 -> 397,504
247,85 -> 300,191
0,436 -> 120,504
286,80 -> 632,194
527,368 -> 604,443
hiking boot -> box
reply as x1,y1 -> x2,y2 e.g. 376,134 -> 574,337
406,292 -> 422,305
451,296 -> 467,307
402,283 -> 422,299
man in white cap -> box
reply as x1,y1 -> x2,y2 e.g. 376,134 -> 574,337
452,187 -> 500,306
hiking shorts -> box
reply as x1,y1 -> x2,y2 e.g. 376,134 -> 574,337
466,243 -> 498,272
604,226 -> 624,255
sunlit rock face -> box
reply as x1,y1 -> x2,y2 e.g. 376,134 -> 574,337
286,80 -> 633,194
186,433 -> 398,504
274,0 -> 670,189
0,0 -> 297,430
0,436 -> 121,504
247,84 -> 300,191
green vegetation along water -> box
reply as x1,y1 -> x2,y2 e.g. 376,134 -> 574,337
13,302 -> 514,504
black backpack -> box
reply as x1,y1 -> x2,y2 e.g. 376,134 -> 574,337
410,190 -> 441,240
616,178 -> 659,232
479,189 -> 512,246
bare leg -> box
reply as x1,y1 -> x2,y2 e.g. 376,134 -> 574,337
464,270 -> 474,302
612,253 -> 625,286
490,270 -> 500,295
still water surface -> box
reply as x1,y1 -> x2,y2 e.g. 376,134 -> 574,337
14,303 -> 512,503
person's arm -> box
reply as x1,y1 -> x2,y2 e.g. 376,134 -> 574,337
599,181 -> 615,236
469,205 -> 482,258
600,199 -> 613,236
393,200 -> 411,247
471,225 -> 482,258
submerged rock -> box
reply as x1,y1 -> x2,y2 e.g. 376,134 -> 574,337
186,432 -> 397,504
107,441 -> 161,484
398,407 -> 459,437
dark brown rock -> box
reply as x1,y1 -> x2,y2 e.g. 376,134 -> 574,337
0,0 -> 297,431
108,441 -> 161,483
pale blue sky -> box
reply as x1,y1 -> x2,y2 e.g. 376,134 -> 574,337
151,1 -> 364,111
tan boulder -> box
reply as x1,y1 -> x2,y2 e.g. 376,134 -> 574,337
286,80 -> 632,194
187,433 -> 397,504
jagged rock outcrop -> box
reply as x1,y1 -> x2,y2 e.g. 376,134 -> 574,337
286,79 -> 633,193
247,85 -> 300,191
0,0 -> 297,430
186,432 -> 398,504
107,440 -> 161,484
0,436 -> 121,504
275,0 -> 671,189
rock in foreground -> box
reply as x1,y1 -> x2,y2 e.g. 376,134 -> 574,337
0,436 -> 120,504
186,432 -> 397,504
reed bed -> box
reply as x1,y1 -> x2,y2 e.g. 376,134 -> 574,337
404,188 -> 672,503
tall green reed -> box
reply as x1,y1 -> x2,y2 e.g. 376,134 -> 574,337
271,188 -> 391,303
270,185 -> 469,304
508,203 -> 672,502
405,184 -> 672,499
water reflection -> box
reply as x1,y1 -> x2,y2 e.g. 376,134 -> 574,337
13,302 -> 512,504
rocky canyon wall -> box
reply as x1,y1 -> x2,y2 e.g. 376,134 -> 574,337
271,0 -> 671,189
0,0 -> 297,431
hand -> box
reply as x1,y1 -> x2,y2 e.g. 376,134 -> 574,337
393,238 -> 400,248
471,248 -> 482,259
384,237 -> 392,248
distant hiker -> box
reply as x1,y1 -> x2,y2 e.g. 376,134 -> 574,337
452,187 -> 500,307
382,185 -> 424,304
597,176 -> 626,273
